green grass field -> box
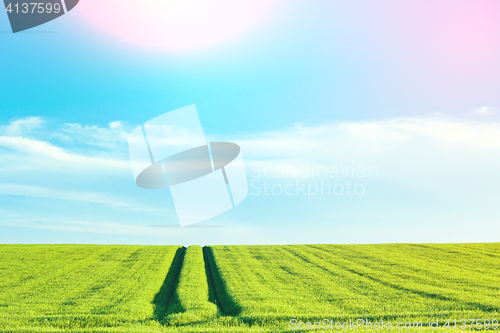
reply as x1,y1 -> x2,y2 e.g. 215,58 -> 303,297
0,243 -> 499,332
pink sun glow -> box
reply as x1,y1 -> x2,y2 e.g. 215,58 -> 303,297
77,0 -> 279,51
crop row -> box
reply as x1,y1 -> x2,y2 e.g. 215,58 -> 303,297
0,243 -> 499,332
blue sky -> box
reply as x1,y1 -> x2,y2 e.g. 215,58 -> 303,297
1,1 -> 500,245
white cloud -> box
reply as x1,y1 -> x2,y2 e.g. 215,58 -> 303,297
0,135 -> 129,171
0,116 -> 135,174
0,213 -> 164,237
3,115 -> 500,192
0,118 -> 168,219
109,121 -> 123,129
238,116 -> 500,161
0,183 -> 149,210
1,117 -> 45,136
60,121 -> 130,150
236,116 -> 500,197
0,211 -> 266,244
1,115 -> 499,240
472,106 -> 496,116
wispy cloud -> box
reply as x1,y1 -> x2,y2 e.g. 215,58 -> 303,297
0,135 -> 129,172
0,116 -> 131,173
236,116 -> 500,199
58,121 -> 130,150
0,117 -> 167,219
0,183 -> 158,211
472,106 -> 497,116
0,213 -> 165,237
238,116 -> 500,161
1,115 -> 499,240
1,117 -> 45,136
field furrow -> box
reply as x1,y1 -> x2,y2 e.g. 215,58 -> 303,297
0,245 -> 182,331
1,243 -> 499,332
163,245 -> 218,325
209,244 -> 500,329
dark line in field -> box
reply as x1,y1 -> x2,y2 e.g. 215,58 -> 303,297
203,246 -> 241,316
282,246 -> 341,277
307,244 -> 500,292
300,245 -> 500,313
152,247 -> 186,322
203,248 -> 217,306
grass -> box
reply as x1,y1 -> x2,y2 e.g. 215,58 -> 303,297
0,243 -> 498,332
208,244 -> 500,330
163,245 -> 218,325
0,245 -> 184,332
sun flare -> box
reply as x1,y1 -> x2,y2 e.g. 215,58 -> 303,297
78,0 -> 278,50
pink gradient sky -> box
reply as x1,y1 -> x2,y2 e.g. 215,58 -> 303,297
76,0 -> 280,50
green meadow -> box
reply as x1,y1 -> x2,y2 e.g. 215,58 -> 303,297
0,243 -> 499,332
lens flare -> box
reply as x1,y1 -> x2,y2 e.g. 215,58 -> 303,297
77,0 -> 279,50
